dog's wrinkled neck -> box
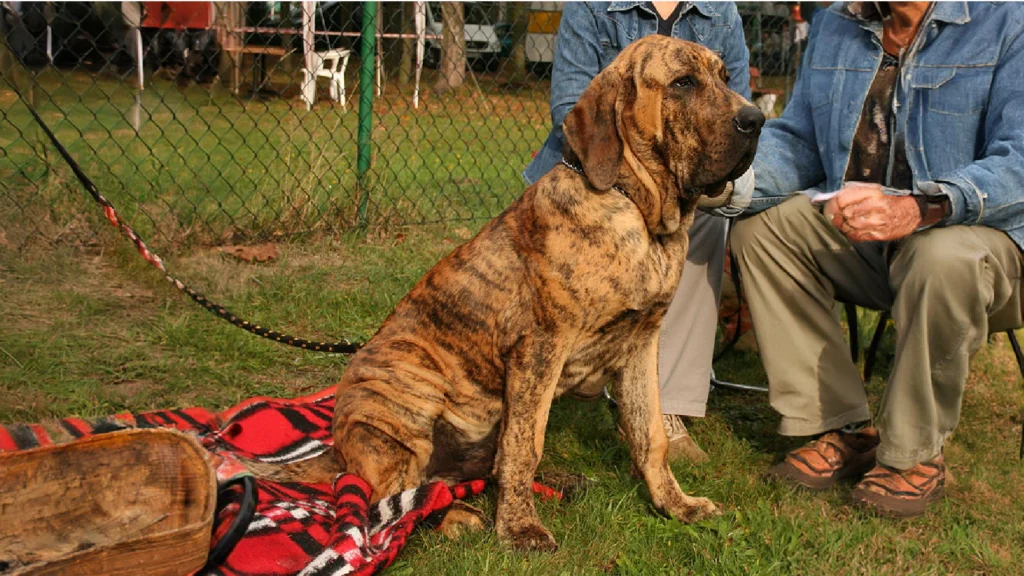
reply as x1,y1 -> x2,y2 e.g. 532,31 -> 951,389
621,144 -> 689,236
560,153 -> 685,238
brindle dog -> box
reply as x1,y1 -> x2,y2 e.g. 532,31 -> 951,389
260,36 -> 763,551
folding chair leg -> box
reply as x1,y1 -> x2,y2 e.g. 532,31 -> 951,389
863,311 -> 890,382
845,303 -> 890,382
301,70 -> 314,111
845,302 -> 859,362
1006,329 -> 1024,460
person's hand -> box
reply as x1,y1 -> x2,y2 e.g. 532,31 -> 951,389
822,182 -> 924,242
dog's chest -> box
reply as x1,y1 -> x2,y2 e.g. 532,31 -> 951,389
549,230 -> 687,398
556,307 -> 666,397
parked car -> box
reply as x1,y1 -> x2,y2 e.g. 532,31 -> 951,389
524,1 -> 561,77
424,1 -> 503,70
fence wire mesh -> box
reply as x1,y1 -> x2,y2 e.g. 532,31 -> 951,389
1,1 -> 802,252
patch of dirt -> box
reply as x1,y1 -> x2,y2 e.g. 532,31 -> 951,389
251,367 -> 339,396
961,478 -> 1012,509
1,243 -> 167,338
1,387 -> 52,420
176,249 -> 262,296
218,243 -> 279,263
50,213 -> 102,250
106,380 -> 158,399
989,542 -> 1013,563
175,242 -> 374,299
70,254 -> 161,312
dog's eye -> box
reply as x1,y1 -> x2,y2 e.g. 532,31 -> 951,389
671,76 -> 695,89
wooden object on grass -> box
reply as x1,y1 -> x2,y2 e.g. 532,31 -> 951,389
0,429 -> 217,576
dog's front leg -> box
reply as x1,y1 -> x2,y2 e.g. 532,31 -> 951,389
493,333 -> 567,552
615,333 -> 720,522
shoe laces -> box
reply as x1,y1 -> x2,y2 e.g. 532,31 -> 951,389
662,414 -> 688,438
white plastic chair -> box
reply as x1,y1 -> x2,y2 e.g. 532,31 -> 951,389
302,48 -> 352,110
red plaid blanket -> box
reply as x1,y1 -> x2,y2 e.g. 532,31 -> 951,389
0,387 -> 490,576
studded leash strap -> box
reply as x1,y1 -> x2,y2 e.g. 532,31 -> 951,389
6,64 -> 363,354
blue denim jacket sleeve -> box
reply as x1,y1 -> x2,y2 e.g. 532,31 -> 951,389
743,15 -> 828,214
922,14 -> 1024,231
521,3 -> 601,185
549,2 -> 603,155
720,4 -> 752,101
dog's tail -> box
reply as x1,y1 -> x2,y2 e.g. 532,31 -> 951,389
239,450 -> 345,484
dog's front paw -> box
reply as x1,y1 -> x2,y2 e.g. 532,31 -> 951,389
667,496 -> 721,523
497,520 -> 558,552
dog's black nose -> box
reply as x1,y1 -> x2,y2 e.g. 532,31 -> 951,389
733,106 -> 765,135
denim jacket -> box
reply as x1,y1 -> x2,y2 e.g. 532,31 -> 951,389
745,2 -> 1024,249
522,1 -> 751,185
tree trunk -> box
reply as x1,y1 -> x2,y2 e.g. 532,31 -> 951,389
433,2 -> 465,92
397,2 -> 414,86
506,1 -> 528,85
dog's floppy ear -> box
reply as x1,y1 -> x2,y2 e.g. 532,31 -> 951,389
629,65 -> 663,143
563,69 -> 623,191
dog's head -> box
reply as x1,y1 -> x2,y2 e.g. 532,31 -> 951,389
562,35 -> 763,235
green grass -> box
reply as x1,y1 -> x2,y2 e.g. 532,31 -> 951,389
1,67 -> 550,248
2,223 -> 1023,575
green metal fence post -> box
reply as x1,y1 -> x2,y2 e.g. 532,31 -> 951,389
356,1 -> 377,229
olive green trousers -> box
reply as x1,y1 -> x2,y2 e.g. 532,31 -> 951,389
732,195 -> 1022,469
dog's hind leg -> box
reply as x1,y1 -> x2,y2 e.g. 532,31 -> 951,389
339,415 -> 489,539
337,422 -> 427,504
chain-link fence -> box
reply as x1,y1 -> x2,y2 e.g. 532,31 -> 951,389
1,1 -> 802,251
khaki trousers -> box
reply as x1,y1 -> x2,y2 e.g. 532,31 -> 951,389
658,211 -> 727,418
732,195 -> 1023,469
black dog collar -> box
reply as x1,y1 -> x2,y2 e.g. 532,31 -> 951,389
560,158 -> 633,202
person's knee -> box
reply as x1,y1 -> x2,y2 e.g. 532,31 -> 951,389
730,211 -> 767,259
732,195 -> 817,264
890,230 -> 985,297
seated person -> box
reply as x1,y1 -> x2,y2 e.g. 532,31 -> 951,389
723,1 -> 1024,517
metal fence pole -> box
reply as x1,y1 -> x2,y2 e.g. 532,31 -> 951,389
356,1 -> 377,230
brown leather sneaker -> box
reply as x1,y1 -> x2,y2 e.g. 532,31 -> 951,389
851,455 -> 945,518
766,427 -> 880,490
663,414 -> 709,464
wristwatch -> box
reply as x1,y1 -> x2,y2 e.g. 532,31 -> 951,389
916,194 -> 951,224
